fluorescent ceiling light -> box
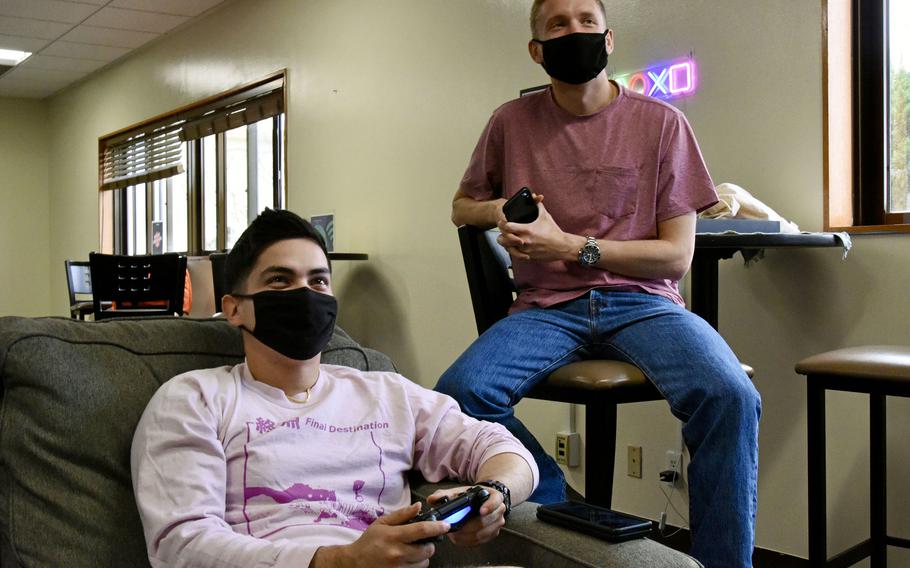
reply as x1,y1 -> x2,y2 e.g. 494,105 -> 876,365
0,49 -> 32,66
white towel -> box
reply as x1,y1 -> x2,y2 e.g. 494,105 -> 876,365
700,182 -> 801,234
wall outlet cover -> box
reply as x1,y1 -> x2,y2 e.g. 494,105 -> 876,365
628,446 -> 642,478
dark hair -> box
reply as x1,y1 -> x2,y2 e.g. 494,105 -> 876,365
223,208 -> 330,294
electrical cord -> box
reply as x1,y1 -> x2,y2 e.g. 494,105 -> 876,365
658,438 -> 689,538
658,482 -> 688,537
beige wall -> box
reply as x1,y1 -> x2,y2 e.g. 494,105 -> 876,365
0,98 -> 50,316
600,2 -> 910,565
26,0 -> 910,562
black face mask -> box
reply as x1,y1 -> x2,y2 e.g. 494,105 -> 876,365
533,30 -> 609,85
234,287 -> 337,361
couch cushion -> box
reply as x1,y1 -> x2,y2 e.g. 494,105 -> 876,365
0,316 -> 393,568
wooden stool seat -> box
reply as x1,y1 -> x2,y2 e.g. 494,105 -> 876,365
796,345 -> 910,567
796,346 -> 910,385
533,361 -> 754,400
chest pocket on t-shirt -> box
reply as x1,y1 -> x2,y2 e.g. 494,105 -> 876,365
588,165 -> 640,219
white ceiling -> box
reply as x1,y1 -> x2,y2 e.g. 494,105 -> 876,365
0,0 -> 228,99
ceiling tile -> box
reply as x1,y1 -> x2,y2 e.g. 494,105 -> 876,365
0,15 -> 73,39
110,0 -> 225,18
0,0 -> 102,25
0,33 -> 52,52
59,0 -> 108,5
60,25 -> 158,48
82,7 -> 188,33
42,40 -> 130,61
18,53 -> 107,73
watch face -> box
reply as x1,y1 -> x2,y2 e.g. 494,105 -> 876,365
581,243 -> 600,265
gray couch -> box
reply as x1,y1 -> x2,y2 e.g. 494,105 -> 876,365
0,316 -> 700,567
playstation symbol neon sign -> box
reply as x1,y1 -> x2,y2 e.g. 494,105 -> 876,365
614,58 -> 697,101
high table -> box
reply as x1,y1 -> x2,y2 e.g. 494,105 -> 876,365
690,232 -> 845,329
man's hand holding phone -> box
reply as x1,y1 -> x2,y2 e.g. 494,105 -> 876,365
498,189 -> 580,263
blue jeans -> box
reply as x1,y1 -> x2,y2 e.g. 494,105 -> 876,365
435,290 -> 760,568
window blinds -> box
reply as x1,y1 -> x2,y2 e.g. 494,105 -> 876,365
99,124 -> 184,191
179,82 -> 283,141
99,75 -> 284,192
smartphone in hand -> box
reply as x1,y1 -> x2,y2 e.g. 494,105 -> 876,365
503,187 -> 539,223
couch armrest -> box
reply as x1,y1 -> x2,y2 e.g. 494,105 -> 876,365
409,479 -> 702,568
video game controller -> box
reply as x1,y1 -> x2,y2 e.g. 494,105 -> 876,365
408,486 -> 491,544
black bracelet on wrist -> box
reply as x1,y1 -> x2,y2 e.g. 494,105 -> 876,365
475,480 -> 511,516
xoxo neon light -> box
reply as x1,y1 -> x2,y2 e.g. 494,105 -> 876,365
614,58 -> 697,101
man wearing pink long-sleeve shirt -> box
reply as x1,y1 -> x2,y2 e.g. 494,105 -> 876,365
131,209 -> 538,568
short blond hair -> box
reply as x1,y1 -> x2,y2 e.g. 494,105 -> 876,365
529,0 -> 607,38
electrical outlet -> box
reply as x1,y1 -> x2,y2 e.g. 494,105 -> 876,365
666,450 -> 681,472
555,432 -> 580,467
660,450 -> 682,486
627,446 -> 642,478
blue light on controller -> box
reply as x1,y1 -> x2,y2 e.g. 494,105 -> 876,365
442,506 -> 472,525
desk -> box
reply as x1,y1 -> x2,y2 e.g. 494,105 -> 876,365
690,233 -> 844,329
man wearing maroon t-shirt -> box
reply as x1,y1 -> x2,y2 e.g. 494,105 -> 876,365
435,1 -> 759,567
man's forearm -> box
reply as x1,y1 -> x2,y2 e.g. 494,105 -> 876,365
475,452 -> 536,506
310,545 -> 348,568
556,212 -> 696,281
562,233 -> 693,281
451,190 -> 505,228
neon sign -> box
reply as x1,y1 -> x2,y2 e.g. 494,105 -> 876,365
614,58 -> 697,101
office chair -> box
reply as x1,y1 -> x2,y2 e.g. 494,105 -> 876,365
64,260 -> 94,320
89,252 -> 187,319
456,225 -> 753,507
209,252 -> 228,313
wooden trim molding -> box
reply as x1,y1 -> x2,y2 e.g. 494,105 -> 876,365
99,70 -> 286,143
823,0 -> 854,230
824,0 -> 910,234
828,223 -> 910,234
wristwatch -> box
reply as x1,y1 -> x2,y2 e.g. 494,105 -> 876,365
578,236 -> 601,267
476,480 -> 511,516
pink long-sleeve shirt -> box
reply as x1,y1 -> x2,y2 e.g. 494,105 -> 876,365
131,362 -> 538,567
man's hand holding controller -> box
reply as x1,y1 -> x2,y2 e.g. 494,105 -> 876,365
408,486 -> 491,543
421,481 -> 511,547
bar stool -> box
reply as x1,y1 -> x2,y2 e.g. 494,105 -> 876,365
459,224 -> 754,508
795,346 -> 910,567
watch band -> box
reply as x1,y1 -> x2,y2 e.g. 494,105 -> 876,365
475,480 -> 511,516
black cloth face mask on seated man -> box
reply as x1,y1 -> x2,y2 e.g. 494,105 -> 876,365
533,29 -> 610,85
233,287 -> 338,361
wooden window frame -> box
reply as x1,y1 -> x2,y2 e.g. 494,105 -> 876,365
99,70 -> 288,255
824,0 -> 910,233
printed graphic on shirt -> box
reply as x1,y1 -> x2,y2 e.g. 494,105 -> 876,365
241,416 -> 390,537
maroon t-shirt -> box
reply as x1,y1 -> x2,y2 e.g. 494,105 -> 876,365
460,83 -> 718,311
